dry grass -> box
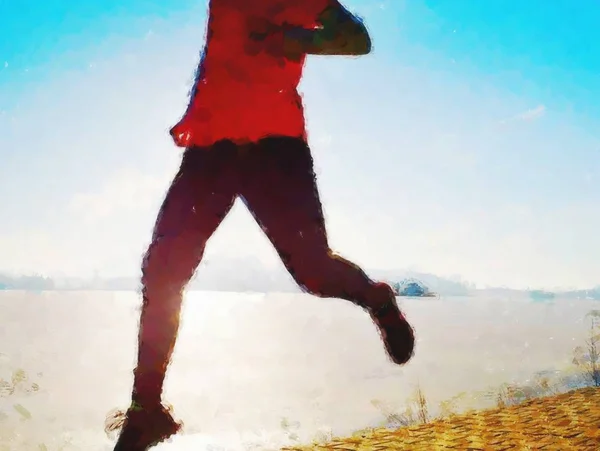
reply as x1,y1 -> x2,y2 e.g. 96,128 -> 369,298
573,310 -> 600,387
283,386 -> 600,450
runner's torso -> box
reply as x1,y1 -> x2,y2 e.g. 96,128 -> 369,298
170,0 -> 331,148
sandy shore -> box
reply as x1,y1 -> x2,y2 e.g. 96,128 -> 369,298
282,386 -> 600,451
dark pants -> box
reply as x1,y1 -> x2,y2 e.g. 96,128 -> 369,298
132,136 -> 394,404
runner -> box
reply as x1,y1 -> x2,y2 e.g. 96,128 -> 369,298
113,1 -> 415,448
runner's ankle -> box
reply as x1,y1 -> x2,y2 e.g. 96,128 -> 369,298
131,394 -> 162,410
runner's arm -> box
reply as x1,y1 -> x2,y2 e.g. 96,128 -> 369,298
283,1 -> 372,56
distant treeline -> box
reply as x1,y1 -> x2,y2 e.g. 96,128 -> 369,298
0,270 -> 474,294
0,273 -> 138,291
0,274 -> 55,290
0,271 -> 598,298
548,288 -> 600,300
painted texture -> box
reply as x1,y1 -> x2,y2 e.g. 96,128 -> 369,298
283,387 -> 600,451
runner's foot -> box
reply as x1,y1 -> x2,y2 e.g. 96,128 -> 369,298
368,283 -> 415,365
108,402 -> 182,451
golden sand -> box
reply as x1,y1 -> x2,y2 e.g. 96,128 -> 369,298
283,387 -> 600,451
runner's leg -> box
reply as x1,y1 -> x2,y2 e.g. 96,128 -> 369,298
132,143 -> 238,407
241,136 -> 414,364
240,136 -> 380,306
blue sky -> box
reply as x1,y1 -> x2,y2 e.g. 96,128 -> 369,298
1,0 -> 599,289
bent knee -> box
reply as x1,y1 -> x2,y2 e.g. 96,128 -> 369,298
285,249 -> 338,294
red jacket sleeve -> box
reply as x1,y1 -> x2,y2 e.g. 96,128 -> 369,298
283,0 -> 340,29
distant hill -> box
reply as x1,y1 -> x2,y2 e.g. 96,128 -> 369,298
552,287 -> 600,300
0,262 -> 472,295
0,273 -> 55,290
0,262 -> 597,298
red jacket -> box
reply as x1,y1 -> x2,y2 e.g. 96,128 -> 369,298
170,0 -> 333,148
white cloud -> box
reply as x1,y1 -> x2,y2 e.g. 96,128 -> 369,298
322,198 -> 600,290
500,104 -> 546,124
0,168 -> 174,277
68,168 -> 171,224
0,229 -> 66,276
518,104 -> 546,121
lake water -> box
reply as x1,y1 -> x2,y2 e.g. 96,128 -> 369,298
0,291 -> 597,450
